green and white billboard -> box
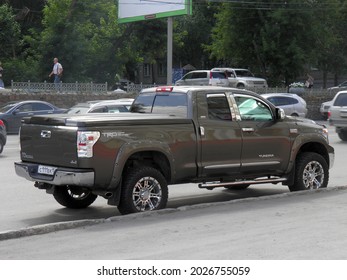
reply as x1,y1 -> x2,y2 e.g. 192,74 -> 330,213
118,0 -> 192,23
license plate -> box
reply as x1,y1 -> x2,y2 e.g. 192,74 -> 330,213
340,112 -> 347,118
38,165 -> 57,176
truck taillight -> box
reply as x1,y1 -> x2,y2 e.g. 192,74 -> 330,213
77,131 -> 100,158
327,111 -> 331,120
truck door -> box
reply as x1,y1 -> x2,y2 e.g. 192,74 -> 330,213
196,92 -> 242,178
232,93 -> 291,174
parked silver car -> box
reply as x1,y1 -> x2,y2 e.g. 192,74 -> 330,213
327,81 -> 347,93
175,70 -> 229,87
67,98 -> 134,114
211,67 -> 268,89
328,90 -> 347,141
320,100 -> 333,120
261,93 -> 307,118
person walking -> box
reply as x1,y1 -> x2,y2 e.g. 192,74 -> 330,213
0,62 -> 4,88
49,57 -> 63,92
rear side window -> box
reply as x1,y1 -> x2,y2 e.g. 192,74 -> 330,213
268,97 -> 298,106
211,71 -> 227,79
334,93 -> 347,106
192,72 -> 207,79
207,95 -> 232,121
33,103 -> 53,111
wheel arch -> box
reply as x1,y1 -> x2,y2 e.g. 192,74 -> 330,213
122,150 -> 172,182
284,139 -> 332,187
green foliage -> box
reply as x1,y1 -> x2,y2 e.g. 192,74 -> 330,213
175,1 -> 220,69
2,0 -> 347,87
39,0 -> 131,85
0,4 -> 22,59
1,58 -> 40,85
208,0 -> 347,86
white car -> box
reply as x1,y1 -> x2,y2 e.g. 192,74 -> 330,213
67,98 -> 134,114
211,67 -> 268,89
320,100 -> 333,120
261,93 -> 307,118
175,70 -> 229,87
327,81 -> 347,93
328,90 -> 347,141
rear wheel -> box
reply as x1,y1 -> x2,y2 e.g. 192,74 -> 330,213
288,152 -> 328,191
118,166 -> 168,215
0,139 -> 4,154
338,131 -> 347,141
53,186 -> 97,208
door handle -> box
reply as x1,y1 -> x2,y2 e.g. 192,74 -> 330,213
242,127 -> 255,132
199,126 -> 205,136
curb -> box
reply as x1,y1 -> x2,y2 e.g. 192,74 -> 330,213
1,185 -> 347,241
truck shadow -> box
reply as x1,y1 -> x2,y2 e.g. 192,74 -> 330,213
21,184 -> 289,228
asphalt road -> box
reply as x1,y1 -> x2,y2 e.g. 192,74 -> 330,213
1,186 -> 347,259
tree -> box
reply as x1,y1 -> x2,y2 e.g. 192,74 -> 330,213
0,4 -> 22,58
208,0 -> 317,86
38,0 -> 132,85
175,0 -> 220,69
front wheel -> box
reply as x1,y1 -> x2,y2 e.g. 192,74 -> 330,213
118,166 -> 168,215
53,186 -> 98,208
288,152 -> 329,192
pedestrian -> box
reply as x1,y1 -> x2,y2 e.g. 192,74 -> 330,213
0,62 -> 4,88
305,73 -> 314,88
49,57 -> 63,92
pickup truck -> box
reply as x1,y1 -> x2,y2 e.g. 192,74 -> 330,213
15,86 -> 334,215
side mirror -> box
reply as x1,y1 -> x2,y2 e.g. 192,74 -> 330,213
276,108 -> 286,120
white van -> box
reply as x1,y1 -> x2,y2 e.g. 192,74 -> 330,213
175,70 -> 229,87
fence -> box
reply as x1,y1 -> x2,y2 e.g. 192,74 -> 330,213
11,80 -> 108,94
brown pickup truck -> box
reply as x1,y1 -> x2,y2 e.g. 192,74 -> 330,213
15,86 -> 334,214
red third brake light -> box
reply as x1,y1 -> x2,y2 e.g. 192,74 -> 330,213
156,86 -> 174,92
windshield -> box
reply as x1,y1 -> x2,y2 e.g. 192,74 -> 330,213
66,105 -> 91,114
0,104 -> 15,113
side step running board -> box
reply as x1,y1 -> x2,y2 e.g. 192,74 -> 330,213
198,177 -> 287,189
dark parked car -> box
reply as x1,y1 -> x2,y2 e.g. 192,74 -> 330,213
0,100 -> 66,134
0,119 -> 6,154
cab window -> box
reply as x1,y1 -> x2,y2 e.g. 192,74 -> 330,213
207,94 -> 232,121
234,95 -> 273,121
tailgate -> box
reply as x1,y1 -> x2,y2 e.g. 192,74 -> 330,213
20,121 -> 77,167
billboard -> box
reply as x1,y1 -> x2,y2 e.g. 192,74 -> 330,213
118,0 -> 192,23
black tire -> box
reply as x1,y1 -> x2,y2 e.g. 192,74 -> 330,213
338,131 -> 347,141
288,152 -> 329,192
53,186 -> 97,209
118,166 -> 168,215
236,83 -> 245,89
0,139 -> 3,154
224,184 -> 250,190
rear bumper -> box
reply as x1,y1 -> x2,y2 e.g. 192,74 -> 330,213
14,162 -> 94,187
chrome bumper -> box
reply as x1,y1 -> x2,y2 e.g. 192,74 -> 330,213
14,162 -> 94,187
